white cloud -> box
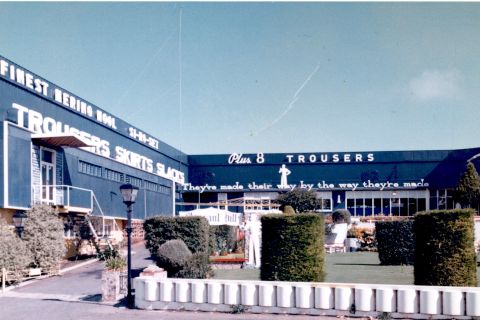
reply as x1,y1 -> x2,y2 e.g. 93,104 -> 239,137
408,69 -> 461,101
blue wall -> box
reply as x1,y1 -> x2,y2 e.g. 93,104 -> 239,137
187,149 -> 480,192
0,55 -> 187,217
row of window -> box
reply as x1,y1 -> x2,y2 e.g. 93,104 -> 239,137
78,160 -> 171,195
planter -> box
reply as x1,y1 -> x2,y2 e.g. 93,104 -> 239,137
28,268 -> 42,277
101,270 -> 124,301
345,238 -> 359,252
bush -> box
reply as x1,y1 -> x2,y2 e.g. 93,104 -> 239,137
176,252 -> 213,279
144,216 -> 210,256
332,209 -> 351,224
157,239 -> 212,279
105,256 -> 126,271
376,220 -> 414,265
414,209 -> 477,286
0,220 -> 32,282
157,239 -> 192,276
22,205 -> 66,274
98,247 -> 121,261
209,225 -> 237,254
282,205 -> 295,215
261,213 -> 325,282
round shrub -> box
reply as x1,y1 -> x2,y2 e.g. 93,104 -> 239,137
157,239 -> 192,276
22,205 -> 65,274
414,209 -> 477,286
176,253 -> 213,279
376,220 -> 414,265
332,209 -> 351,224
261,213 -> 325,282
0,220 -> 32,282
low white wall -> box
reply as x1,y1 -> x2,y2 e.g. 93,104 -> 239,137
134,277 -> 480,319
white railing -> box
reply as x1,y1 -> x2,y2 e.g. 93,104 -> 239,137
134,277 -> 480,318
32,185 -> 93,211
179,209 -> 241,226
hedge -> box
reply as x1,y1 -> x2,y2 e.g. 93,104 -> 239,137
376,220 -> 414,265
209,225 -> 237,254
413,209 -> 477,286
144,216 -> 210,256
260,213 -> 325,282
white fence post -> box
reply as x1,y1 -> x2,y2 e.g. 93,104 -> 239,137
2,268 -> 6,293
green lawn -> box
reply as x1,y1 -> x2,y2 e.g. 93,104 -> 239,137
213,252 -> 479,285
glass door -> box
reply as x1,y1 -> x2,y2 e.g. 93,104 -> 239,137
41,148 -> 56,203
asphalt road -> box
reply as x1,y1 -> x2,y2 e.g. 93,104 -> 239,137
0,242 -> 363,320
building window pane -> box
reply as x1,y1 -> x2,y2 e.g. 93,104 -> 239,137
104,168 -> 124,182
78,160 -> 102,178
126,175 -> 143,188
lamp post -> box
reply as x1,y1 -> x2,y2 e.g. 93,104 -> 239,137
12,210 -> 28,238
119,183 -> 139,308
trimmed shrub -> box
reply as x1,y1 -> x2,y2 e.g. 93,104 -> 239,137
176,252 -> 214,279
209,225 -> 237,254
376,220 -> 414,265
414,209 -> 477,286
144,216 -> 210,256
261,213 -> 325,282
22,205 -> 66,274
332,209 -> 351,224
0,220 -> 32,282
157,240 -> 212,279
157,239 -> 192,276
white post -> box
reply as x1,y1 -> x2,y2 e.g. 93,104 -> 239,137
2,267 -> 6,293
172,182 -> 176,216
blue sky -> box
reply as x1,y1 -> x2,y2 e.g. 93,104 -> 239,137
1,2 -> 479,155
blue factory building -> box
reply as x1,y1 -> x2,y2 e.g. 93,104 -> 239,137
0,54 -> 478,243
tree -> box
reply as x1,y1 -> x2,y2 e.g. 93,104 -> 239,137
277,189 -> 321,213
22,205 -> 66,274
0,220 -> 32,281
455,162 -> 480,209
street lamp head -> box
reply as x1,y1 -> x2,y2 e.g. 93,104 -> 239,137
12,210 -> 28,229
120,184 -> 139,205
12,210 -> 28,238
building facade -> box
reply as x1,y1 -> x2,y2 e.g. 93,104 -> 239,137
0,54 -> 477,238
184,149 -> 479,216
0,55 -> 187,239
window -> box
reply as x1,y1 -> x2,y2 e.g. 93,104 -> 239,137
104,168 -> 124,182
145,180 -> 159,192
78,160 -> 102,177
159,185 -> 171,195
345,190 -> 429,217
126,175 -> 143,188
218,193 -> 228,210
316,191 -> 333,212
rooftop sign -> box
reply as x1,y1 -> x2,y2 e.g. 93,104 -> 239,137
0,56 -> 160,151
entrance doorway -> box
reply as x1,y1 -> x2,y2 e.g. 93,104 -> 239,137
40,147 -> 56,203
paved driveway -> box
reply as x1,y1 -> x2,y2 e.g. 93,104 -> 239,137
0,242 -> 361,320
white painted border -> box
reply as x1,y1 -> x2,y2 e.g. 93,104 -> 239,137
3,121 -> 8,207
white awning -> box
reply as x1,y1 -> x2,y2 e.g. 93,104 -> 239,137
31,133 -> 93,148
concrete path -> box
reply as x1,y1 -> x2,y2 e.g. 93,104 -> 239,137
0,242 -> 363,320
